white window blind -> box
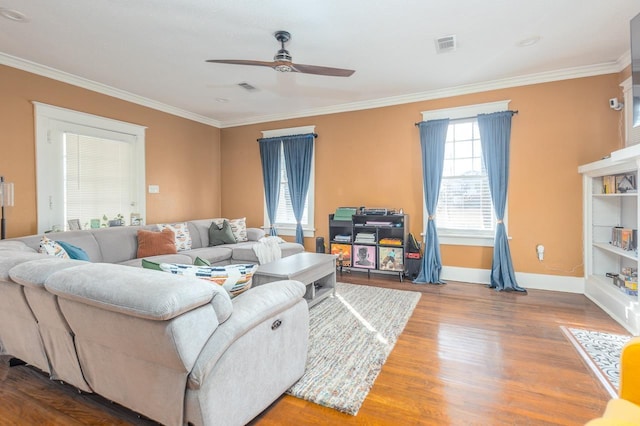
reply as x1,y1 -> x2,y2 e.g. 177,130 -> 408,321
436,120 -> 495,236
274,148 -> 309,225
64,133 -> 135,229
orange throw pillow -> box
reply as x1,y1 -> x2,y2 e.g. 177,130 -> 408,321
136,228 -> 177,258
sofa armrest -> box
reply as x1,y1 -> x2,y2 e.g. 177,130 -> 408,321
187,280 -> 306,389
620,336 -> 640,405
247,227 -> 266,241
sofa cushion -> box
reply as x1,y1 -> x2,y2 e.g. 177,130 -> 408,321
137,228 -> 177,258
179,247 -> 233,265
0,240 -> 36,252
157,222 -> 192,251
228,217 -> 248,242
39,236 -> 70,259
246,228 -> 266,241
229,241 -> 305,263
56,241 -> 90,261
208,220 -> 236,246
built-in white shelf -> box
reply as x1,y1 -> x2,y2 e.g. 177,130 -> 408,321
580,144 -> 640,335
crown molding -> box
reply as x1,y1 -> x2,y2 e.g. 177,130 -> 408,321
0,52 -> 222,128
1,50 -> 629,130
220,59 -> 628,128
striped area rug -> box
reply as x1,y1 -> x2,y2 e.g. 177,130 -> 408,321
561,326 -> 632,397
287,282 -> 421,415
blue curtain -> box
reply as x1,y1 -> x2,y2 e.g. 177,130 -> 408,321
258,137 -> 282,236
282,133 -> 314,244
477,111 -> 526,292
414,119 -> 449,284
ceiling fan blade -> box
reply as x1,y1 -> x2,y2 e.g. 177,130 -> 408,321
291,63 -> 355,77
205,59 -> 277,68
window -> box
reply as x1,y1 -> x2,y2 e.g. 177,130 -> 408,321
34,103 -> 146,233
261,126 -> 315,238
437,120 -> 495,237
421,101 -> 509,246
64,133 -> 136,229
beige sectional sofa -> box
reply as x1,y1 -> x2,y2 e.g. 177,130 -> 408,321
12,218 -> 305,267
0,219 -> 309,426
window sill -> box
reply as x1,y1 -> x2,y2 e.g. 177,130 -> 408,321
439,234 -> 494,247
421,232 -> 510,247
263,225 -> 315,238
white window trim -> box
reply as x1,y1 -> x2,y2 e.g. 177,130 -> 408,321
261,125 -> 316,238
421,100 -> 510,247
34,102 -> 146,233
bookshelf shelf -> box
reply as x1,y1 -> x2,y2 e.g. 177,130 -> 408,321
593,193 -> 637,198
579,150 -> 640,335
593,242 -> 638,261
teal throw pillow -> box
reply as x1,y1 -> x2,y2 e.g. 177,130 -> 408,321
209,220 -> 237,246
56,240 -> 90,261
194,256 -> 211,266
141,258 -> 162,270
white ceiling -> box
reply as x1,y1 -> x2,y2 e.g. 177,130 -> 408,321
0,0 -> 638,128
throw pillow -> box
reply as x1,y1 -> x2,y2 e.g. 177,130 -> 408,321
56,241 -> 90,261
156,222 -> 192,251
141,258 -> 162,270
39,236 -> 70,259
208,220 -> 237,246
228,217 -> 248,242
136,228 -> 177,258
194,257 -> 211,266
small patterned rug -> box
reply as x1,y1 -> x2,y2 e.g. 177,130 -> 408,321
561,326 -> 632,397
287,282 -> 421,415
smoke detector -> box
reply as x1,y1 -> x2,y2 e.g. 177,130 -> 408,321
435,35 -> 457,53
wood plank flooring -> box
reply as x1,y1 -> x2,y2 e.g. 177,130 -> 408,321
0,273 -> 627,425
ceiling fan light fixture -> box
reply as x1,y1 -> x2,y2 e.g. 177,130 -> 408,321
274,64 -> 293,72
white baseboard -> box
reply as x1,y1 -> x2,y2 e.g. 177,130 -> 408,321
441,266 -> 585,294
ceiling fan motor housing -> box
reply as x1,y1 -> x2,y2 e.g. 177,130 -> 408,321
274,49 -> 293,71
273,31 -> 293,72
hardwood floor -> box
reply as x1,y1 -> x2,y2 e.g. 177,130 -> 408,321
0,273 -> 627,425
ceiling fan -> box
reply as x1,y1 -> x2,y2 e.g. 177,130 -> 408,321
206,30 -> 355,77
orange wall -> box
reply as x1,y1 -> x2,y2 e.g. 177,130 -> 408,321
0,62 -> 624,279
221,74 -> 623,277
0,65 -> 222,237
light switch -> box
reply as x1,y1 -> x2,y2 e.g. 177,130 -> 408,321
148,185 -> 160,194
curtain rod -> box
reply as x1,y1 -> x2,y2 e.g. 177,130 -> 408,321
257,133 -> 318,142
414,110 -> 519,127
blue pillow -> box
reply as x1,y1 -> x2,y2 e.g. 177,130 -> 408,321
56,241 -> 90,261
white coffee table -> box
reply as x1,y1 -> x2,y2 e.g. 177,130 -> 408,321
253,252 -> 337,308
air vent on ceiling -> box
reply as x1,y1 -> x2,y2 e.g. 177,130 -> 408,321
237,82 -> 258,92
435,35 -> 457,53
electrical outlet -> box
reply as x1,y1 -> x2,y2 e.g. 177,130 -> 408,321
148,185 -> 160,194
536,244 -> 544,261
